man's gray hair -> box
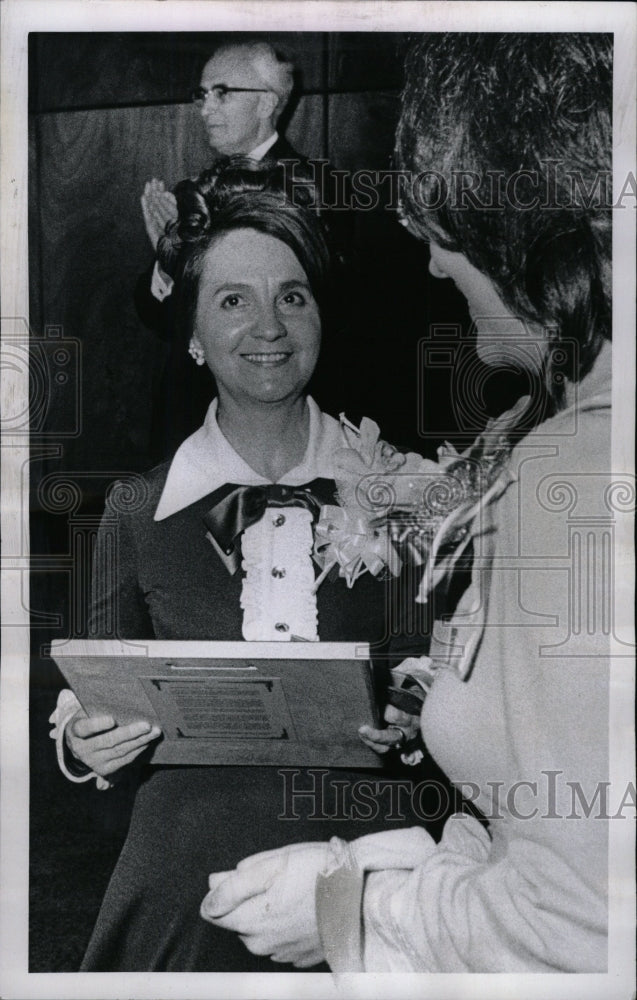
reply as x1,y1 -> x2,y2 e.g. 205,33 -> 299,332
218,41 -> 295,120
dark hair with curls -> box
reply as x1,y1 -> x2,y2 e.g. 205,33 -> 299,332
157,157 -> 331,346
396,33 -> 612,407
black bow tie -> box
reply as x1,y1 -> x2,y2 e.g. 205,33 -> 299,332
202,479 -> 336,574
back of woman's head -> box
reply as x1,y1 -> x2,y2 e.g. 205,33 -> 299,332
159,157 -> 331,342
396,34 -> 612,398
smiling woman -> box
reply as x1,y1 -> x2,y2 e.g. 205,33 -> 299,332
160,158 -> 331,480
48,158 -> 435,971
193,230 -> 321,413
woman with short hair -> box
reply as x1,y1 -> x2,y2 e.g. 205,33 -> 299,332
50,159 -> 429,971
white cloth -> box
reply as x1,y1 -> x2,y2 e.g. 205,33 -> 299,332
246,131 -> 279,161
48,688 -> 94,783
240,508 -> 319,641
150,261 -> 174,300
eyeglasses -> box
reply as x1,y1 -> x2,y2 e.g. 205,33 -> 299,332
190,85 -> 270,106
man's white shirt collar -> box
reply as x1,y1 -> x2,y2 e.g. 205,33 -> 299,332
249,132 -> 279,161
154,396 -> 343,521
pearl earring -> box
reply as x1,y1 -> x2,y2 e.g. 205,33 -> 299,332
188,339 -> 205,366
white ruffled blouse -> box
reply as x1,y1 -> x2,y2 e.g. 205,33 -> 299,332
240,507 -> 318,641
155,396 -> 343,642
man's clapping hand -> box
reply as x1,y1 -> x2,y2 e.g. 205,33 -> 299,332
140,178 -> 178,251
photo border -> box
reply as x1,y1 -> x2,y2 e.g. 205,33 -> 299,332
1,2 -> 635,998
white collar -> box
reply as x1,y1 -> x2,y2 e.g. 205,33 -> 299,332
154,396 -> 343,521
248,132 -> 279,161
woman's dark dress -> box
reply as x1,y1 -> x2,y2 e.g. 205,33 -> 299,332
81,462 -> 427,971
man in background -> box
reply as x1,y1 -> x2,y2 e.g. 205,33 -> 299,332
140,42 -> 300,296
135,42 -> 305,457
135,39 -> 426,462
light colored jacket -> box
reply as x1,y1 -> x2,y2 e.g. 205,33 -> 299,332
317,342 -> 614,972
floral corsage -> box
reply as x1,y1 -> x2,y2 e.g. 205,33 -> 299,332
313,415 -> 405,589
314,400 -> 527,602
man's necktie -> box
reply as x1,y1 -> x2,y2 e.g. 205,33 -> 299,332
202,479 -> 337,574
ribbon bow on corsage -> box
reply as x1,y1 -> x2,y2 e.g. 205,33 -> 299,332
312,416 -> 406,590
313,506 -> 400,589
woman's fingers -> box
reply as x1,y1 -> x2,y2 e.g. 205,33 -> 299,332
359,707 -> 421,755
270,947 -> 316,965
384,704 -> 419,728
293,953 -> 323,968
99,740 -> 159,775
236,842 -> 311,869
358,724 -> 397,752
83,720 -> 158,752
98,725 -> 161,760
65,706 -> 162,777
238,930 -> 279,956
203,858 -> 280,919
205,844 -> 325,922
240,937 -> 320,965
70,713 -> 114,739
359,723 -> 398,743
67,714 -> 161,776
